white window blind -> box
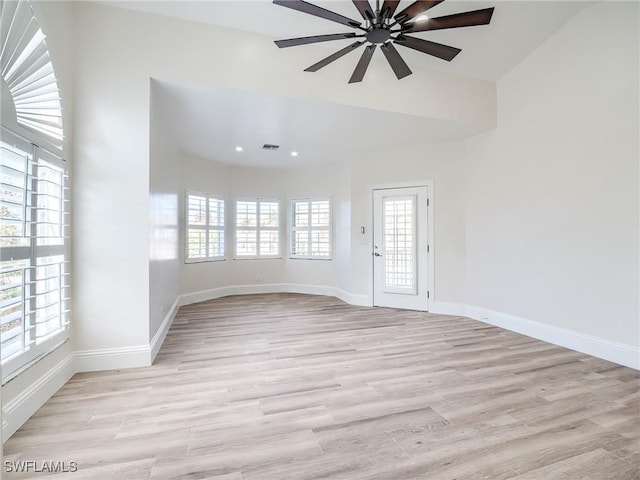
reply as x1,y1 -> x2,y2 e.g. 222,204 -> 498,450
186,192 -> 225,262
235,199 -> 280,258
0,0 -> 64,147
383,195 -> 417,294
1,127 -> 70,382
290,198 -> 331,259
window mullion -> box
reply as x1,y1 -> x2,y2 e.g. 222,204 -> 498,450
205,194 -> 210,259
27,148 -> 37,354
308,204 -> 313,255
256,201 -> 261,257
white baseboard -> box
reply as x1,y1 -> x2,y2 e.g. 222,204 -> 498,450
150,297 -> 180,363
3,290 -> 638,445
178,283 -> 371,307
2,353 -> 75,440
74,345 -> 151,373
430,301 -> 467,317
179,289 -> 638,370
335,289 -> 371,307
433,302 -> 639,370
465,304 -> 639,370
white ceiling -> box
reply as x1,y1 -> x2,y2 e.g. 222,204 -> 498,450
104,0 -> 591,81
158,80 -> 486,168
110,1 -> 592,168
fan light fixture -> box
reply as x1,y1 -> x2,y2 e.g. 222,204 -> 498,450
273,0 -> 495,83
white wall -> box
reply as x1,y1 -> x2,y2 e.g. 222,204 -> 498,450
71,1 -> 495,359
3,0 -> 639,444
73,5 -> 151,356
284,163 -> 352,290
348,141 -> 467,302
178,156 -> 352,297
463,1 -> 639,347
179,155 -> 288,294
149,81 -> 181,346
179,154 -> 233,295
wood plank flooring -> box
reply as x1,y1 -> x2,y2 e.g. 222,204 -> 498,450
4,293 -> 639,479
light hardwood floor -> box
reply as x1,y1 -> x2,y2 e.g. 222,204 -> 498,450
4,293 -> 640,479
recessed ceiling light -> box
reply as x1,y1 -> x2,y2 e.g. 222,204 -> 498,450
291,151 -> 298,157
235,146 -> 243,152
414,14 -> 429,22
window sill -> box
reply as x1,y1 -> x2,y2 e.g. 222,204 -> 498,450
233,256 -> 283,261
185,258 -> 227,264
288,257 -> 333,261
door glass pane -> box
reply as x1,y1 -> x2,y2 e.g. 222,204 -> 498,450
383,196 -> 416,293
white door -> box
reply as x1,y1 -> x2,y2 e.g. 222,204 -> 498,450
373,186 -> 429,310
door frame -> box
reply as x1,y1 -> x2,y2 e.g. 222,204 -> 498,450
367,181 -> 435,311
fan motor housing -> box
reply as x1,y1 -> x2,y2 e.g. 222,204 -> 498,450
367,27 -> 391,44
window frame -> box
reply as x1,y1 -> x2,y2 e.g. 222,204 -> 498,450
289,197 -> 333,260
1,127 -> 70,383
234,197 -> 281,260
184,190 -> 226,264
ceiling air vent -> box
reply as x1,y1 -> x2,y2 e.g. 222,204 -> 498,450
262,144 -> 280,150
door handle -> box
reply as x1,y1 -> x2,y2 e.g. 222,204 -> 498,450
373,252 -> 382,257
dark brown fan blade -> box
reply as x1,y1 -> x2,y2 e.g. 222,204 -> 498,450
273,0 -> 362,29
394,34 -> 460,61
394,0 -> 444,23
275,33 -> 357,48
352,0 -> 375,21
402,8 -> 494,32
349,44 -> 377,83
381,1 -> 401,19
380,42 -> 412,79
304,41 -> 365,72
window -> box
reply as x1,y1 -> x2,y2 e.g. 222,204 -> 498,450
1,128 -> 70,381
290,198 -> 331,259
1,0 -> 64,147
185,192 -> 225,262
383,196 -> 416,292
235,199 -> 280,258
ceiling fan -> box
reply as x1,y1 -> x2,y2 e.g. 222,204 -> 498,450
273,0 -> 494,83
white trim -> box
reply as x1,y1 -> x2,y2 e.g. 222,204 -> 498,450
74,345 -> 151,373
430,301 -> 639,370
335,289 -> 370,307
150,297 -> 180,362
465,305 -> 640,370
178,287 -> 637,370
430,301 -> 467,317
178,283 -> 370,307
1,295 -> 180,441
3,291 -> 637,444
2,353 -> 75,440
